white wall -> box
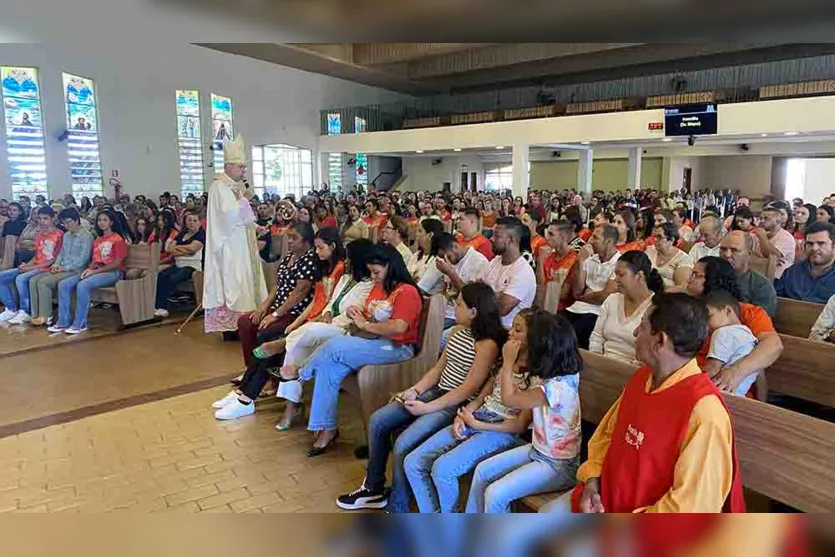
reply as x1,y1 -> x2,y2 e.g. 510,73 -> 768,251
663,156 -> 706,192
699,155 -> 774,197
798,158 -> 835,205
0,43 -> 408,200
401,155 -> 485,192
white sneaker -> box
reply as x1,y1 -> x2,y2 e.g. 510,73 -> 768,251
212,391 -> 240,409
154,308 -> 169,318
65,326 -> 88,335
47,324 -> 67,333
8,311 -> 30,325
214,399 -> 254,420
0,309 -> 17,323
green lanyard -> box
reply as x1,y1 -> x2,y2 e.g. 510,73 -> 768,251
331,279 -> 358,318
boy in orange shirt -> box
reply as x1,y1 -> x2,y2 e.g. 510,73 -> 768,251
0,206 -> 62,324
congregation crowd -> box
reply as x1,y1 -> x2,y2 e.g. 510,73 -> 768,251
3,179 -> 835,515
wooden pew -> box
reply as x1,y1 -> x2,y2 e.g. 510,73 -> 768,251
90,243 -> 161,327
773,297 -> 824,339
0,235 -> 17,271
520,350 -> 835,512
767,334 -> 835,409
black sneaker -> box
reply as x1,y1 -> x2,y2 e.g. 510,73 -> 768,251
336,484 -> 388,510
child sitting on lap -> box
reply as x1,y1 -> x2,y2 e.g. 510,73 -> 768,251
703,289 -> 759,396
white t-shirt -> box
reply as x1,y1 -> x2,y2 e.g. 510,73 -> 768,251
645,246 -> 693,287
589,292 -> 653,364
395,241 -> 414,268
479,255 -> 537,329
566,252 -> 621,316
444,247 -> 490,320
688,241 -> 721,264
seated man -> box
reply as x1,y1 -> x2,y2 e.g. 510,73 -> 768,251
560,224 -> 620,349
0,206 -> 62,324
775,222 -> 835,304
434,233 -> 490,329
688,214 -> 723,261
456,208 -> 494,260
720,230 -> 777,317
536,220 -> 577,311
750,206 -> 795,279
545,293 -> 745,513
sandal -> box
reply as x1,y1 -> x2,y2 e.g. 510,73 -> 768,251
307,430 -> 340,457
275,402 -> 305,431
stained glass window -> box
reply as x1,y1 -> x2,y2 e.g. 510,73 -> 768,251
251,144 -> 314,200
1,67 -> 48,200
355,116 -> 366,134
356,153 -> 368,187
327,113 -> 341,135
328,153 -> 343,191
175,90 -> 205,197
63,73 -> 103,197
211,94 -> 233,171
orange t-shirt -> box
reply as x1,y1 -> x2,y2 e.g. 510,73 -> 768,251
578,228 -> 592,242
308,261 -> 345,320
542,249 -> 577,311
363,282 -> 423,345
92,233 -> 129,271
482,212 -> 496,229
362,214 -> 388,229
33,228 -> 63,269
531,234 -> 548,259
616,240 -> 645,254
456,233 -> 494,260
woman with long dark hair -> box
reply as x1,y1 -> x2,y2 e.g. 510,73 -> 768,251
50,210 -> 128,334
336,281 -> 507,511
282,243 -> 423,456
467,310 -> 583,513
408,218 -> 444,287
613,209 -> 643,253
589,250 -> 664,364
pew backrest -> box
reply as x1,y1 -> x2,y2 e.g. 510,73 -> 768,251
773,297 -> 824,338
767,334 -> 835,408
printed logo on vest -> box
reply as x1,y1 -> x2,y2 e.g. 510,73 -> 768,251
625,424 -> 645,450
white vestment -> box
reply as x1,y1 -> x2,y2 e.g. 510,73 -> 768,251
203,173 -> 268,332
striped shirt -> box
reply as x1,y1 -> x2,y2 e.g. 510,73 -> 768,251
438,327 -> 477,391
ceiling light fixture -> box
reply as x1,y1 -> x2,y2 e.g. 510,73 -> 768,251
415,150 -> 424,153
581,141 -> 590,145
760,134 -> 768,137
661,138 -> 673,142
784,132 -> 799,136
454,148 -> 462,152
495,145 -> 505,149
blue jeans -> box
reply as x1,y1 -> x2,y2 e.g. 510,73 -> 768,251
466,444 -> 579,513
56,270 -> 123,329
403,424 -> 521,513
365,386 -> 460,513
155,265 -> 195,310
0,268 -> 42,313
299,335 -> 414,432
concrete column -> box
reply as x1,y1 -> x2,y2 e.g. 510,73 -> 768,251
577,149 -> 593,193
511,143 -> 529,197
627,147 -> 642,190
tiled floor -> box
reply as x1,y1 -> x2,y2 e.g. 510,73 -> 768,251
0,386 -> 370,513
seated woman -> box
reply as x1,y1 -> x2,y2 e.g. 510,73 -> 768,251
149,210 -> 179,269
408,218 -> 445,294
341,204 -> 369,243
466,311 -> 583,513
279,244 -> 422,457
687,256 -> 783,397
48,210 -> 129,335
613,209 -> 643,253
589,250 -> 664,364
132,216 -> 152,245
153,211 -> 205,318
403,310 -> 534,513
645,222 -> 693,289
335,282 -> 506,512
13,207 -> 41,266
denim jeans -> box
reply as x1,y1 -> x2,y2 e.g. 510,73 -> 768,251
465,444 -> 579,513
155,265 -> 195,310
403,425 -> 521,513
0,268 -> 42,313
364,386 -> 460,513
56,270 -> 123,329
300,335 -> 414,432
